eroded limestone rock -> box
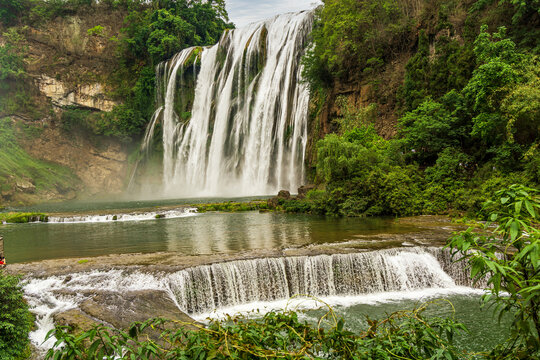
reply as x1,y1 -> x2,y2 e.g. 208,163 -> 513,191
36,75 -> 117,112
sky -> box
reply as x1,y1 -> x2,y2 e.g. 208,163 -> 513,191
225,0 -> 321,28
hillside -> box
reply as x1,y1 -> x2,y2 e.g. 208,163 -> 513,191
293,0 -> 540,217
0,0 -> 231,206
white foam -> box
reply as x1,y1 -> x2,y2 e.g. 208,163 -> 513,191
23,270 -> 167,350
22,247 -> 482,352
193,287 -> 485,322
46,207 -> 197,224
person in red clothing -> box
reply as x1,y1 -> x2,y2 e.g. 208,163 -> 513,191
0,255 -> 5,267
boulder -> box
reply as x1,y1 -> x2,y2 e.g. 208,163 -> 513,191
79,290 -> 198,330
268,189 -> 291,208
277,190 -> 291,199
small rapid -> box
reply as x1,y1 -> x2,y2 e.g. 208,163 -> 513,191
33,207 -> 197,224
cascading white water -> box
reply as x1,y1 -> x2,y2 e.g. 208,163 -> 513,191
24,246 -> 481,349
143,11 -> 313,197
46,207 -> 197,223
166,248 -> 462,314
13,207 -> 197,224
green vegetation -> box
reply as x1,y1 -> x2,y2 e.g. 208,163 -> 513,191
94,0 -> 233,140
1,0 -> 233,142
0,212 -> 47,223
296,1 -> 539,218
45,301 -> 467,359
195,201 -> 269,212
87,25 -> 105,37
0,117 -> 79,204
449,184 -> 540,358
0,271 -> 33,359
0,28 -> 25,81
302,0 -> 413,87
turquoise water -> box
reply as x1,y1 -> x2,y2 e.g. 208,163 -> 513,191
302,294 -> 511,354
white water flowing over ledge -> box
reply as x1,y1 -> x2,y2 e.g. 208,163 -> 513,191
141,11 -> 313,197
44,207 -> 197,224
23,246 -> 483,351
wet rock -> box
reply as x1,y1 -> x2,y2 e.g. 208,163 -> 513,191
54,308 -> 100,333
268,190 -> 291,208
80,290 -> 198,331
277,190 -> 291,199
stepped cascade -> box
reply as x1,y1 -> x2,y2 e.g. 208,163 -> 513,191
25,247 -> 480,334
166,247 -> 473,313
142,11 -> 313,196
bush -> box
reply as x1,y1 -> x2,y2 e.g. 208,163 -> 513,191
45,304 -> 467,359
87,25 -> 105,37
0,272 -> 33,359
0,29 -> 26,81
425,148 -> 473,184
449,184 -> 540,357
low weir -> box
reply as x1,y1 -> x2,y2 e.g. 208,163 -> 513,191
166,247 -> 475,313
24,246 -> 479,345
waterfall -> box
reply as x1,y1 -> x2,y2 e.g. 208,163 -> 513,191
24,247 -> 481,335
142,11 -> 313,197
166,248 -> 468,314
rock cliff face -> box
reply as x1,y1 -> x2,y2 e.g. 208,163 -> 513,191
21,119 -> 128,197
0,7 -> 130,205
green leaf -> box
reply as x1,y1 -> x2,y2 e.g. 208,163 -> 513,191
525,200 -> 536,218
510,220 -> 519,241
515,200 -> 522,215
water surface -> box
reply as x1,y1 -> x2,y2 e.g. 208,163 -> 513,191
3,212 -> 421,263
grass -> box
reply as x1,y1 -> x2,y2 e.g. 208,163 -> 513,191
0,117 -> 79,198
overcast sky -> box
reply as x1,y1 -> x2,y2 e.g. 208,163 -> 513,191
225,0 -> 321,28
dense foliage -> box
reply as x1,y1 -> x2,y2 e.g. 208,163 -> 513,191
449,184 -> 540,358
302,0 -> 414,87
0,271 -> 33,360
0,0 -> 232,141
294,0 -> 540,218
45,303 -> 467,359
101,0 -> 232,140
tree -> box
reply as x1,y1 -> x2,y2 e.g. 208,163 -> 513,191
448,184 -> 540,358
398,98 -> 462,165
0,0 -> 26,25
463,26 -> 524,146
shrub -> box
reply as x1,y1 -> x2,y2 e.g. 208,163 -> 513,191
87,25 -> 105,37
0,272 -> 33,359
45,304 -> 467,359
448,184 -> 540,357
